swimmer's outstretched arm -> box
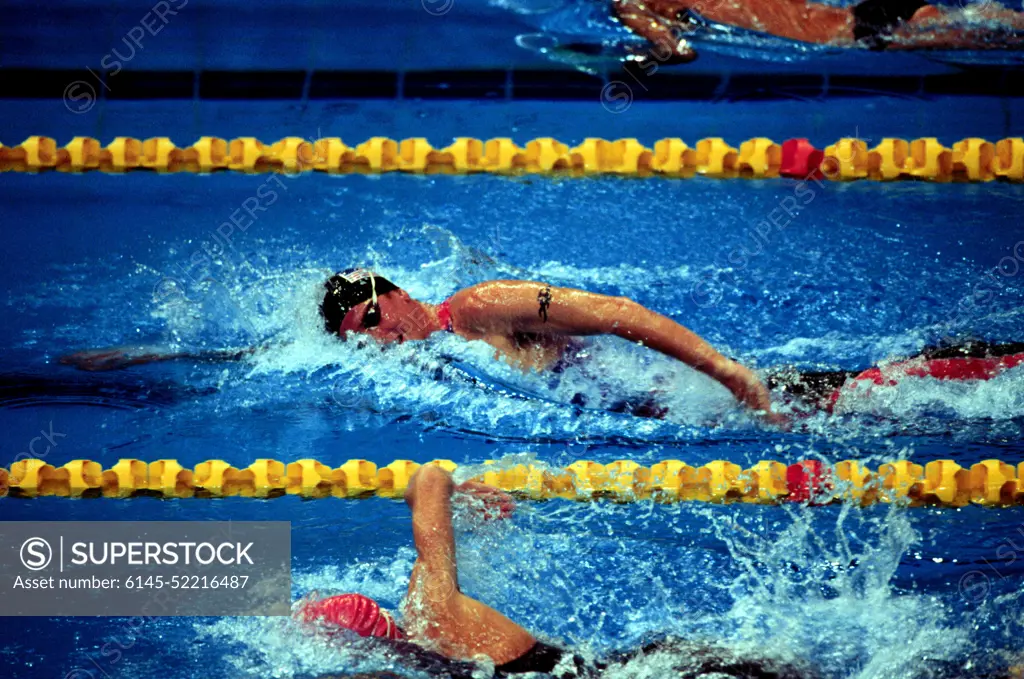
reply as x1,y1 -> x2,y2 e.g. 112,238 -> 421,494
453,280 -> 777,417
403,466 -> 536,664
58,345 -> 258,371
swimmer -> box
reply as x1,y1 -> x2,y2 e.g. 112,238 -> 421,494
61,268 -> 782,422
613,0 -> 1024,62
59,270 -> 1022,421
317,269 -> 779,420
295,464 -> 816,678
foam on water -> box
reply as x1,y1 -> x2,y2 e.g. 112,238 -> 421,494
198,551 -> 419,678
833,366 -> 1024,422
706,504 -> 967,678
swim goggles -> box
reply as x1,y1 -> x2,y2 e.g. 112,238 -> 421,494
359,274 -> 382,329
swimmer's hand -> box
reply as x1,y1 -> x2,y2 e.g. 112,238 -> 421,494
454,480 -> 515,521
720,363 -> 789,427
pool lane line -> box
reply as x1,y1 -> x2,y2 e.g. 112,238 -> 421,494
2,457 -> 1022,507
0,136 -> 1019,182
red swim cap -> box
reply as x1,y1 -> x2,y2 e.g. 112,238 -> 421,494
297,593 -> 404,640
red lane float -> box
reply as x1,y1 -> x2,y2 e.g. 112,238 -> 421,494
787,460 -> 832,504
780,138 -> 824,179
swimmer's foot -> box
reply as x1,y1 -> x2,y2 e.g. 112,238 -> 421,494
58,347 -> 163,371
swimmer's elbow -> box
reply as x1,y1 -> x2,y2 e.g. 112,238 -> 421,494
405,465 -> 454,508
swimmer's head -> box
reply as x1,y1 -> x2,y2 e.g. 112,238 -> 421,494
296,593 -> 405,640
321,268 -> 422,343
320,268 -> 399,333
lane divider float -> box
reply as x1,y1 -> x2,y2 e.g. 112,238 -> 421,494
2,458 -> 1022,507
1,136 -> 1022,181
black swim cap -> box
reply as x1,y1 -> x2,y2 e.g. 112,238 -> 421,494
320,268 -> 400,333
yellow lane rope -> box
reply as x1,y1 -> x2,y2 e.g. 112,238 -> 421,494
2,458 -> 1022,507
1,135 -> 1021,181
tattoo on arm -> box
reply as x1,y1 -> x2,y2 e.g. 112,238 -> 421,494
537,286 -> 552,322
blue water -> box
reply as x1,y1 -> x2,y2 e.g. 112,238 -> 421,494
4,0 -> 1024,670
2,127 -> 1024,678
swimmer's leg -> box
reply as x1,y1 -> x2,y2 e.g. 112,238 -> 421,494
60,345 -> 256,371
403,466 -> 536,665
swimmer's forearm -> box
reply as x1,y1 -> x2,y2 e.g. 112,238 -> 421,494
405,466 -> 459,582
610,308 -> 776,412
608,299 -> 737,382
612,0 -> 663,38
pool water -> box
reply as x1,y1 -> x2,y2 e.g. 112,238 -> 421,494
2,114 -> 1024,678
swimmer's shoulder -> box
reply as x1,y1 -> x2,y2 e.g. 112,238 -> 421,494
450,280 -> 569,333
454,280 -> 574,304
445,285 -> 487,333
447,281 -> 551,331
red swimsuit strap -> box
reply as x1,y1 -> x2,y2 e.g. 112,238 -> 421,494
436,299 -> 454,332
